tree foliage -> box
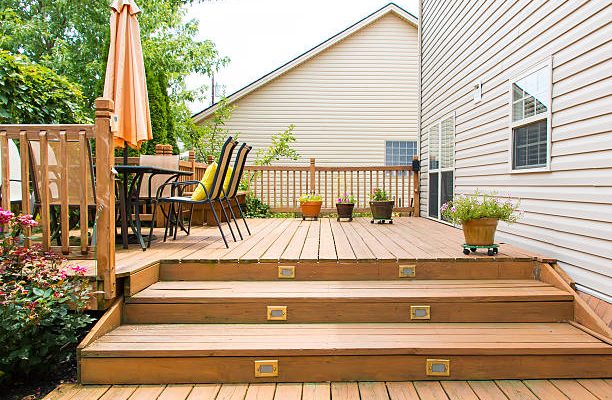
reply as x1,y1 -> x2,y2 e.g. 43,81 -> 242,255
254,124 -> 300,166
0,0 -> 227,150
181,98 -> 237,161
0,50 -> 89,124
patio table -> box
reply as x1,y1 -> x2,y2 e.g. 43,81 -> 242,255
114,165 -> 192,251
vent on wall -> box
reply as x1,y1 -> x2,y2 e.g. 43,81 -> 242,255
473,81 -> 482,103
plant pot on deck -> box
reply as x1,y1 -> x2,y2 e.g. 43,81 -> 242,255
300,201 -> 322,220
462,218 -> 498,246
336,203 -> 355,221
370,200 -> 394,221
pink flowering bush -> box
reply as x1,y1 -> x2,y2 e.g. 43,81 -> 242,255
0,209 -> 93,382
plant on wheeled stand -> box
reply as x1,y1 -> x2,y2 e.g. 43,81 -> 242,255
441,192 -> 521,256
299,193 -> 322,220
336,193 -> 355,221
369,188 -> 394,224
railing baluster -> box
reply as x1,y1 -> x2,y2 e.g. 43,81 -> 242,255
324,170 -> 327,208
79,131 -> 89,254
39,131 -> 51,251
0,131 -> 9,211
266,170 -> 270,207
19,131 -> 31,246
59,131 -> 70,254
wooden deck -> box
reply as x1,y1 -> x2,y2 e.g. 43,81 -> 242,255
45,380 -> 612,400
81,217 -> 544,278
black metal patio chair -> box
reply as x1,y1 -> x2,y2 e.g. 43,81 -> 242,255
150,136 -> 238,248
220,142 -> 252,239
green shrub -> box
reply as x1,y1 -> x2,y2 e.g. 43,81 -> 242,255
244,194 -> 270,218
0,210 -> 94,383
441,192 -> 521,224
0,50 -> 89,124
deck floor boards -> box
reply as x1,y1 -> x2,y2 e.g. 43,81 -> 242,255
44,380 -> 611,400
79,218 -> 541,278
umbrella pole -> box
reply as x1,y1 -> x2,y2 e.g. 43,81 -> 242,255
120,143 -> 129,248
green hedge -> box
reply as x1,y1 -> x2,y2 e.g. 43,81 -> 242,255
0,50 -> 89,124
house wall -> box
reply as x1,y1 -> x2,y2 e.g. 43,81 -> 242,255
419,0 -> 612,297
197,13 -> 419,166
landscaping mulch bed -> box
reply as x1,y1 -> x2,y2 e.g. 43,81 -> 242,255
1,355 -> 77,400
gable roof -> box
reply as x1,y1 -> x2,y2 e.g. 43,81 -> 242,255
192,3 -> 418,123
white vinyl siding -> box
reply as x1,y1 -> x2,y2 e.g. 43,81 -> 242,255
419,0 -> 612,297
196,12 -> 419,166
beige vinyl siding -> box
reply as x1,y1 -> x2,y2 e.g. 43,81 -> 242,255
197,13 -> 419,166
419,0 -> 612,297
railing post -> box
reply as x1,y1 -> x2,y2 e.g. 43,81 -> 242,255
413,155 -> 420,217
189,149 -> 196,175
94,98 -> 116,300
309,158 -> 316,194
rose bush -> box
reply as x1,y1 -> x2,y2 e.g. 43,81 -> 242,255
0,209 -> 94,383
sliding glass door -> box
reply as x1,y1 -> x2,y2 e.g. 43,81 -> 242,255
428,115 -> 455,220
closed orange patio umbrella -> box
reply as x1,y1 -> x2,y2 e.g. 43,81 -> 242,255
103,0 -> 152,151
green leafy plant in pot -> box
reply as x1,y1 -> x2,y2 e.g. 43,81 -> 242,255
441,192 -> 521,246
370,188 -> 394,223
299,193 -> 322,220
336,193 -> 355,221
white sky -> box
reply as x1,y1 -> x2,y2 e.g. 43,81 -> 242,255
186,0 -> 419,114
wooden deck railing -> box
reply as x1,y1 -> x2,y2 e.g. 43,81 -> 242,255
0,98 -> 117,299
243,158 -> 420,215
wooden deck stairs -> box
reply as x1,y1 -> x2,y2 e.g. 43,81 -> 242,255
78,260 -> 612,383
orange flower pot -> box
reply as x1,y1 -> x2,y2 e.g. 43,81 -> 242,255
300,201 -> 322,220
462,218 -> 498,246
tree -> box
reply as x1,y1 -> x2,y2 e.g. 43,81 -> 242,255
0,50 -> 88,124
0,1 -> 227,150
254,124 -> 300,166
180,98 -> 237,162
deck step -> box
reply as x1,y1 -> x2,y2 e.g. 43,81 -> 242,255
79,322 -> 612,383
158,260 -> 538,281
124,280 -> 574,323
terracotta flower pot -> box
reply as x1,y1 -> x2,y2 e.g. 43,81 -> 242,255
300,201 -> 322,220
370,200 -> 394,220
336,203 -> 354,221
462,218 -> 499,246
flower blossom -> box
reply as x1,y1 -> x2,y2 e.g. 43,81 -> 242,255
70,265 -> 88,275
0,208 -> 14,224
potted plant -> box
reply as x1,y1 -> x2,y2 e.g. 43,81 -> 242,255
441,192 -> 521,252
370,188 -> 394,223
299,193 -> 323,220
336,193 -> 356,221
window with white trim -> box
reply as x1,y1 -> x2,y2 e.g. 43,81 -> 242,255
510,62 -> 551,170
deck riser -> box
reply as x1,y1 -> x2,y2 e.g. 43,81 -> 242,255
158,261 -> 537,281
123,301 -> 573,324
80,354 -> 612,384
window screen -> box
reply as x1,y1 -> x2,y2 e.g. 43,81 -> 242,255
513,120 -> 547,169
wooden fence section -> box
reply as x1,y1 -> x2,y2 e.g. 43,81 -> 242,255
244,158 -> 420,215
0,98 -> 116,299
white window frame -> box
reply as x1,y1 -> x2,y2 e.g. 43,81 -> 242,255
427,112 -> 455,222
508,58 -> 553,173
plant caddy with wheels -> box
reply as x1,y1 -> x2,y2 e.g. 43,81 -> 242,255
441,192 -> 521,257
369,188 -> 394,224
